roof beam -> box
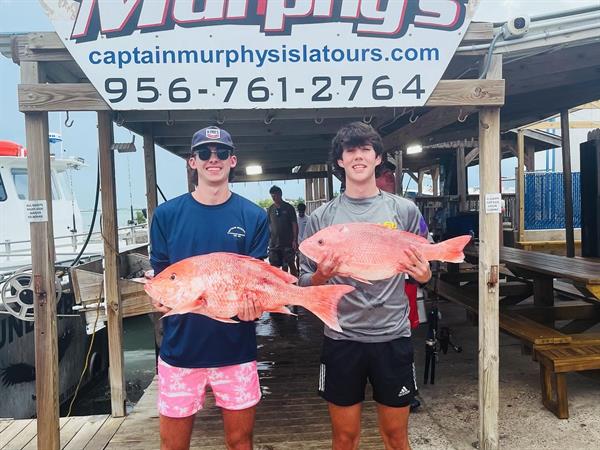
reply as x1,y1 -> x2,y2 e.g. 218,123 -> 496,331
18,79 -> 504,112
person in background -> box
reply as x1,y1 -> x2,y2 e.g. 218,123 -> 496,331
296,202 -> 309,243
150,126 -> 269,450
267,185 -> 299,276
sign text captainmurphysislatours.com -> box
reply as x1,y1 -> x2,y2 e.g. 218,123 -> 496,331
41,0 -> 478,110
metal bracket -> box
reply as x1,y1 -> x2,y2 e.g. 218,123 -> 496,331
487,265 -> 499,292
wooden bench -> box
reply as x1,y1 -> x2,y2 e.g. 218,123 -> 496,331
433,279 -> 571,345
534,344 -> 600,418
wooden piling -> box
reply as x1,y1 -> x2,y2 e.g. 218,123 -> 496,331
22,60 -> 60,450
98,112 -> 126,417
560,110 -> 576,257
478,54 -> 502,450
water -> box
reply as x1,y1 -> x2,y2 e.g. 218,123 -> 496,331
64,315 -> 157,416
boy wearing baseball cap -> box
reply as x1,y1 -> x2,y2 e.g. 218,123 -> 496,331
149,126 -> 269,450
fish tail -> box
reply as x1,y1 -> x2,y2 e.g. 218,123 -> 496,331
426,235 -> 472,263
297,284 -> 354,332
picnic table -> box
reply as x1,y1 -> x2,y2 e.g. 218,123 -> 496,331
431,245 -> 600,418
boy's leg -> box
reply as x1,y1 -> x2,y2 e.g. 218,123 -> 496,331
222,406 -> 257,450
376,404 -> 411,450
159,415 -> 195,450
210,361 -> 262,450
328,403 -> 362,450
157,357 -> 207,450
368,337 -> 416,450
319,337 -> 367,450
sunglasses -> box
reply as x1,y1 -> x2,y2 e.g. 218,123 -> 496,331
194,147 -> 231,161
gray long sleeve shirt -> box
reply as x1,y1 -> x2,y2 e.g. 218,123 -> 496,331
299,191 -> 428,342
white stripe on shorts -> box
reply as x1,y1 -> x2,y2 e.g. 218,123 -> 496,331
319,363 -> 325,392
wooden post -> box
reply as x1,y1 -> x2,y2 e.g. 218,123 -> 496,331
326,164 -> 334,200
418,171 -> 424,195
478,54 -> 502,450
432,167 -> 440,196
560,110 -> 575,257
143,126 -> 163,353
394,149 -> 403,195
318,175 -> 326,200
524,145 -> 535,172
143,126 -> 158,226
23,61 -> 60,450
457,144 -> 467,211
98,112 -> 126,417
305,178 -> 314,201
517,130 -> 526,243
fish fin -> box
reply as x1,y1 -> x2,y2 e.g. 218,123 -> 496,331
266,306 -> 297,316
129,277 -> 147,284
349,275 -> 373,285
220,252 -> 298,284
297,284 -> 355,332
212,316 -> 240,324
426,235 -> 472,263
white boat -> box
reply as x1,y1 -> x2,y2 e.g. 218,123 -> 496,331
0,140 -> 112,418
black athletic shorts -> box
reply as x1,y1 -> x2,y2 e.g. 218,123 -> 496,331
318,336 -> 416,407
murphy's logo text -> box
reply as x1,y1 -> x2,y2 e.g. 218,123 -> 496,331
71,0 -> 468,41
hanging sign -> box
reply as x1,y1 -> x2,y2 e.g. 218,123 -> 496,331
485,193 -> 502,214
26,200 -> 48,223
41,0 -> 477,110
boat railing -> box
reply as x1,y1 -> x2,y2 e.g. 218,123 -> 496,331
0,223 -> 148,259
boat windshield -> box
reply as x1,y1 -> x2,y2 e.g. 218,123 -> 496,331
11,168 -> 61,200
0,173 -> 6,201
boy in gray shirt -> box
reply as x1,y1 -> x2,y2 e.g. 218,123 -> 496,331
299,122 -> 431,450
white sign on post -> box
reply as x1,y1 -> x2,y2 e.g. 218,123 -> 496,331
485,193 -> 502,214
26,200 -> 48,223
41,0 -> 477,110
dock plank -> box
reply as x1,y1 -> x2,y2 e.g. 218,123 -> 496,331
62,415 -> 109,450
2,420 -> 36,450
83,417 -> 125,450
20,418 -> 72,450
0,420 -> 32,449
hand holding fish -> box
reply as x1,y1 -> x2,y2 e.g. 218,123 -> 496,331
402,245 -> 432,284
151,298 -> 172,314
237,298 -> 264,321
311,252 -> 343,286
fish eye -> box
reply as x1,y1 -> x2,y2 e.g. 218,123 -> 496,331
170,274 -> 176,281
318,239 -> 324,246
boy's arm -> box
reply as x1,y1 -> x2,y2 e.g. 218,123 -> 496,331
149,210 -> 171,312
298,214 -> 341,286
238,210 -> 270,321
403,203 -> 432,284
298,214 -> 318,286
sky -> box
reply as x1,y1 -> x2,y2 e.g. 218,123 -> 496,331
0,0 -> 597,215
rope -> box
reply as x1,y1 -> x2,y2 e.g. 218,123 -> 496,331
66,281 -> 103,417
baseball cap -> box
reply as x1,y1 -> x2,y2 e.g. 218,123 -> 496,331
191,126 -> 235,150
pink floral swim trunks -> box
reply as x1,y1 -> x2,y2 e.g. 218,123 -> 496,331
157,357 -> 261,418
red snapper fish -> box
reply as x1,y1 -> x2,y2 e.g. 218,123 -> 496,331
143,252 -> 354,332
299,223 -> 471,282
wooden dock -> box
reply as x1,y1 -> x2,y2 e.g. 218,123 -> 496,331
1,311 -> 388,449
